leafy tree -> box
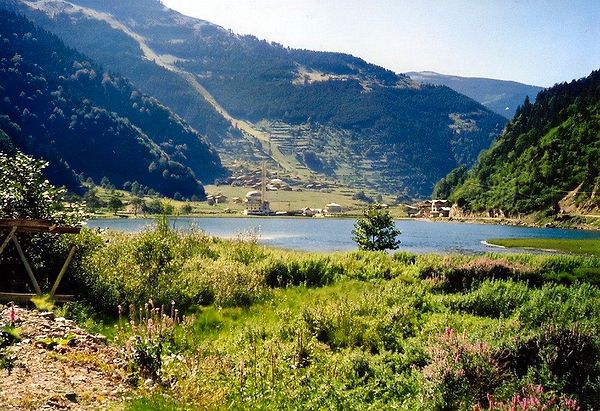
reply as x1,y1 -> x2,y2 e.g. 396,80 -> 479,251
352,204 -> 401,251
445,69 -> 600,214
353,191 -> 374,204
83,188 -> 104,212
0,150 -> 85,293
432,165 -> 467,200
130,196 -> 145,216
161,202 -> 175,216
108,196 -> 123,215
100,176 -> 111,189
180,204 -> 193,215
144,199 -> 162,214
0,151 -> 82,224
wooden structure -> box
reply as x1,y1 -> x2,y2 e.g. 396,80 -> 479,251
0,219 -> 81,303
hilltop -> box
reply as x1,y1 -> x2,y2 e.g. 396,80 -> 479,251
407,71 -> 544,119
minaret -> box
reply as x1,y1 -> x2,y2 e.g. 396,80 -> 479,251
261,161 -> 267,206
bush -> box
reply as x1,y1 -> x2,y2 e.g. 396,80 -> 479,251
448,280 -> 531,318
422,328 -> 508,409
496,326 -> 600,409
475,385 -> 580,411
193,259 -> 268,308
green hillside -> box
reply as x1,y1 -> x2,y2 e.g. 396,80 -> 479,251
6,0 -> 507,197
0,9 -> 226,197
407,71 -> 544,119
446,69 -> 600,215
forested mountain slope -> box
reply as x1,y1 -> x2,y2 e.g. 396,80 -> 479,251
3,0 -> 508,197
445,70 -> 600,215
407,71 -> 544,119
0,9 -> 225,197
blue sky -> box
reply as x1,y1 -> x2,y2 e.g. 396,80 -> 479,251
162,0 -> 599,87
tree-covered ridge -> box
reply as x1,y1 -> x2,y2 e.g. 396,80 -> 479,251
447,69 -> 600,214
6,0 -> 508,197
407,71 -> 544,119
0,9 -> 226,197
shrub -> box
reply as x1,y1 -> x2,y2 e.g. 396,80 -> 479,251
475,385 -> 580,411
448,280 -> 531,318
338,251 -> 404,281
514,283 -> 600,329
496,326 -> 600,408
193,259 -> 268,308
422,328 -> 508,409
445,258 -> 533,293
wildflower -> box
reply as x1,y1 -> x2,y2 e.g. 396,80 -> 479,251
10,302 -> 16,325
147,318 -> 154,334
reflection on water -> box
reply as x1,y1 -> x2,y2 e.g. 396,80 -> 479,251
85,217 -> 600,254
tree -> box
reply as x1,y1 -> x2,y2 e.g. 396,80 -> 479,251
108,196 -> 123,215
180,204 -> 193,215
83,188 -> 104,212
0,151 -> 83,224
352,204 -> 401,251
130,196 -> 145,216
0,151 -> 85,292
100,176 -> 111,188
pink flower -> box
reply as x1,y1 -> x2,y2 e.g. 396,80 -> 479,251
10,302 -> 16,324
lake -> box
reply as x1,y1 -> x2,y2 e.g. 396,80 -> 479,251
85,217 -> 600,254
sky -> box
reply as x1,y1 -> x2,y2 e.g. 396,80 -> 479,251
161,0 -> 599,87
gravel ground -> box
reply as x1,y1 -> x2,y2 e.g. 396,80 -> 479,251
1,305 -> 131,410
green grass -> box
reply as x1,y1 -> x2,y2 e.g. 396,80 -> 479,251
57,224 -> 600,409
488,238 -> 600,256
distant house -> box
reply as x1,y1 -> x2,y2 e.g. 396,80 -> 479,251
270,178 -> 284,187
405,204 -> 420,217
325,203 -> 343,214
214,194 -> 228,204
413,199 -> 452,218
301,207 -> 317,217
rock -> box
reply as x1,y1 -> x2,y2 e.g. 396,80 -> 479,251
65,392 -> 78,402
39,311 -> 55,321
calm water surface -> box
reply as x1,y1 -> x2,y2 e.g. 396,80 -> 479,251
86,217 -> 600,254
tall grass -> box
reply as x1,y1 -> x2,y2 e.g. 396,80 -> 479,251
54,221 -> 600,410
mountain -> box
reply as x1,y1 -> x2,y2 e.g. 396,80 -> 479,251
0,8 -> 225,197
442,69 -> 600,215
407,71 -> 544,119
2,0 -> 508,197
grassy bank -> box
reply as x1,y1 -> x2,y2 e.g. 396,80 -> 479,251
488,238 -> 600,257
27,219 -> 596,410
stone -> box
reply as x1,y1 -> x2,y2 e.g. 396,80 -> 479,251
65,392 -> 78,402
39,311 -> 55,321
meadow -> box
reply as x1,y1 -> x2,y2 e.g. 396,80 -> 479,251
488,238 -> 600,257
47,218 -> 600,410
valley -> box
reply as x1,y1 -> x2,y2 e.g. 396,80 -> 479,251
4,0 -> 507,197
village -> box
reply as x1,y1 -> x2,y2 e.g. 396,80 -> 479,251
208,164 -> 346,217
204,164 -> 457,219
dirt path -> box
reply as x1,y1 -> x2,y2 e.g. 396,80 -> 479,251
1,306 -> 130,410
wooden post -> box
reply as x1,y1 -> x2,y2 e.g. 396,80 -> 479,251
11,235 -> 42,295
0,226 -> 17,255
49,245 -> 77,298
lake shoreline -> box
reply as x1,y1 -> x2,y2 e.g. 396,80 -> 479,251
87,213 -> 600,231
85,217 -> 600,255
